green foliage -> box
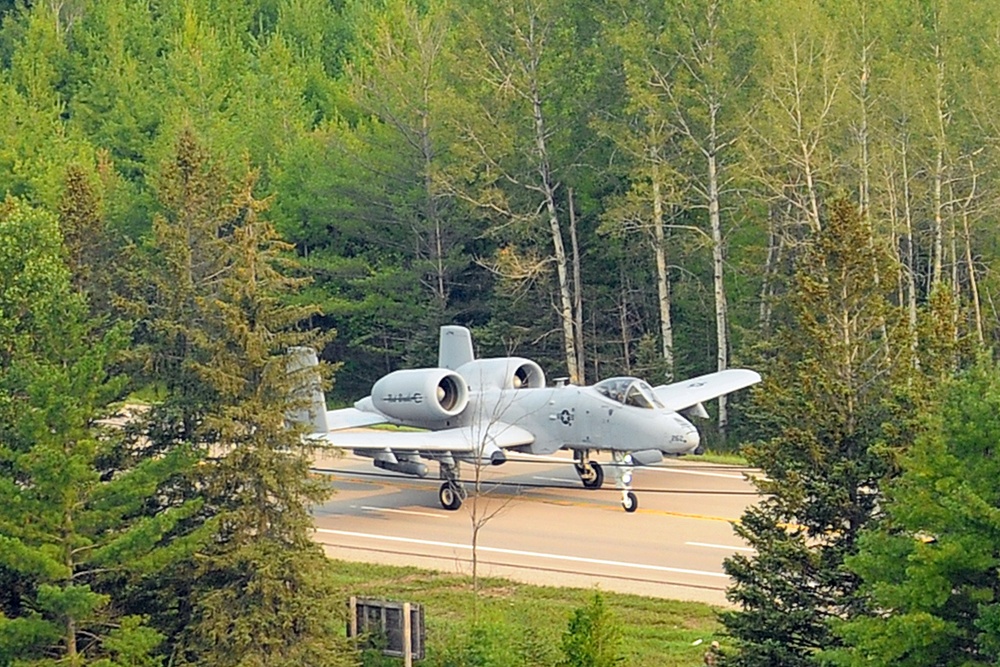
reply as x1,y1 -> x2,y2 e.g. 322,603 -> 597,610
6,0 -> 1000,662
0,196 -> 68,358
433,617 -> 555,667
559,593 -> 624,667
0,196 -> 194,666
721,200 -> 918,666
827,357 -> 1000,666
126,128 -> 352,665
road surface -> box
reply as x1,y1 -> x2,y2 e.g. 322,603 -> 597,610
310,451 -> 759,607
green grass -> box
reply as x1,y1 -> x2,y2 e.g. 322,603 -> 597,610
687,450 -> 750,466
369,423 -> 426,432
326,559 -> 725,666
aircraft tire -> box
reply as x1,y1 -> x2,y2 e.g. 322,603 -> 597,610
439,483 -> 463,511
581,462 -> 604,489
622,491 -> 638,513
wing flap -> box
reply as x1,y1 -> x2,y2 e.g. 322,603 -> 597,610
325,407 -> 388,431
654,369 -> 761,412
306,422 -> 535,453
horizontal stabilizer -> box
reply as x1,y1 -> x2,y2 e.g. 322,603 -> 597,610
305,421 -> 534,455
325,407 -> 389,431
654,369 -> 761,412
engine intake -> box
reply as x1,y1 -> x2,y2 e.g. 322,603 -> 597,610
371,369 -> 469,421
456,358 -> 546,391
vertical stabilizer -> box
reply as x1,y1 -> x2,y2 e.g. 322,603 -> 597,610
286,346 -> 329,434
438,326 -> 475,370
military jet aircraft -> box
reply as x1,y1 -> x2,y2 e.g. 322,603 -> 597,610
289,326 -> 760,512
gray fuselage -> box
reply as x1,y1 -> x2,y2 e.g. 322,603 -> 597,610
411,384 -> 700,457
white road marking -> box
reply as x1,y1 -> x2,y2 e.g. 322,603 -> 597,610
359,506 -> 448,519
503,452 -> 748,480
505,453 -> 568,463
316,528 -> 729,579
533,476 -> 571,483
686,541 -> 754,552
647,467 -> 745,480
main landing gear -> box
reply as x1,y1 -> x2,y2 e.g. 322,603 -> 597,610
438,459 -> 467,511
574,450 -> 604,489
574,450 -> 639,512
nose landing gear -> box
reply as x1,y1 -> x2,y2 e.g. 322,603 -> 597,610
574,450 -> 640,512
621,490 -> 638,513
612,450 -> 638,513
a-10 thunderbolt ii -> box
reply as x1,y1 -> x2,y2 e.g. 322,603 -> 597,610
290,325 -> 760,512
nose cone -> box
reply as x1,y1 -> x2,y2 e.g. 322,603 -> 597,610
665,415 -> 700,454
684,426 -> 701,451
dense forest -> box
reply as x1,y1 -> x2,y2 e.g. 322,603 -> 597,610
3,0 -> 1000,664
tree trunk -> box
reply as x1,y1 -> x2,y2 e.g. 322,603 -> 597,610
932,145 -> 945,292
901,139 -> 919,363
530,79 -> 579,384
758,202 -> 786,335
569,189 -> 585,384
651,161 -> 675,382
963,209 -> 984,345
618,275 -> 632,375
931,38 -> 948,293
422,100 -> 447,308
707,144 -> 729,438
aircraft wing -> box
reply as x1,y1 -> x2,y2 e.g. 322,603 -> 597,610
325,407 -> 389,431
306,421 -> 535,453
654,369 -> 761,412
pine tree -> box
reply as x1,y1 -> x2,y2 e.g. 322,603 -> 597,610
0,196 -> 198,666
720,199 -> 915,665
57,163 -> 133,325
559,593 -> 624,667
131,130 -> 352,665
172,168 -> 350,666
828,358 -> 1000,666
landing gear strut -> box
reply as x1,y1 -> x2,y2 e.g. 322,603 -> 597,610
438,459 -> 467,511
612,451 -> 638,513
573,450 -> 604,489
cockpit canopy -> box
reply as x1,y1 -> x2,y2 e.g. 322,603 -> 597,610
593,377 -> 664,409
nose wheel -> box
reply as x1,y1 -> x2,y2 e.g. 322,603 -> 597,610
612,451 -> 638,513
621,490 -> 638,512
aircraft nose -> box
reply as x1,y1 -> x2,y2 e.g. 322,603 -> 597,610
665,415 -> 700,453
684,427 -> 700,451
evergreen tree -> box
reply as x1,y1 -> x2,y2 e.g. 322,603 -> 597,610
720,199 -> 915,665
131,130 -> 353,665
828,358 -> 1000,666
56,163 -> 136,325
559,593 -> 624,667
173,169 -> 350,666
0,196 -> 197,666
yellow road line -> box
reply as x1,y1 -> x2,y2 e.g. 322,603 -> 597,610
315,470 -> 743,524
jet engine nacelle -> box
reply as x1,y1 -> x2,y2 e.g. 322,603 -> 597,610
456,358 -> 546,391
371,369 -> 469,421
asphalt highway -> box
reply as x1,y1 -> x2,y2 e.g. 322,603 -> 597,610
310,451 -> 760,607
